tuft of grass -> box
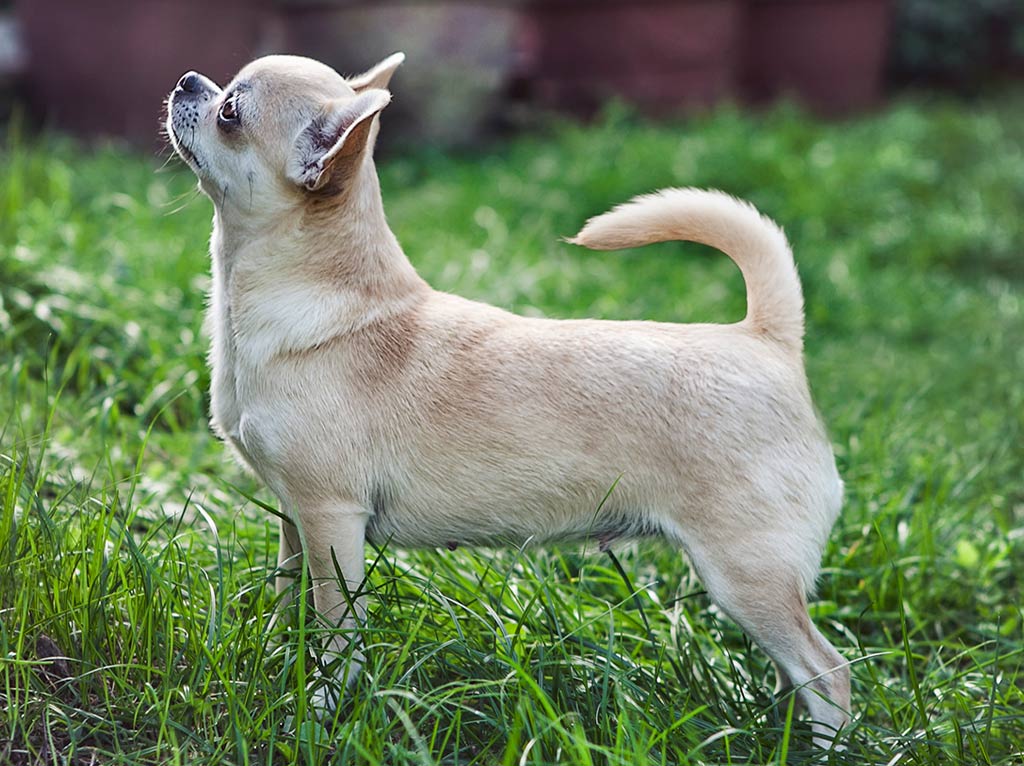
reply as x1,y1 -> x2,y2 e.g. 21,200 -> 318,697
2,91 -> 1023,764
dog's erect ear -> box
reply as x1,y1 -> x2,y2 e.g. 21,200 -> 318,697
348,52 -> 405,92
287,89 -> 392,192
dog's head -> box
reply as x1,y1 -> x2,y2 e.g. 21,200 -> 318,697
166,53 -> 403,214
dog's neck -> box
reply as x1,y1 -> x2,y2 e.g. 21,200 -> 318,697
208,160 -> 427,365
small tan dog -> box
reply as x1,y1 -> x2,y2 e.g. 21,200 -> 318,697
166,53 -> 850,746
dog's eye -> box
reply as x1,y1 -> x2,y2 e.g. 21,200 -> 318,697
218,95 -> 240,127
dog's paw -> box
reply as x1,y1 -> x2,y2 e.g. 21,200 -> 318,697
308,682 -> 341,717
307,649 -> 363,717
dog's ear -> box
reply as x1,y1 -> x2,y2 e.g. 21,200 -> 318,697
348,52 -> 405,92
287,88 -> 391,192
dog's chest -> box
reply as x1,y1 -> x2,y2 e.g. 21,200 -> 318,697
208,252 -> 276,454
207,294 -> 243,440
211,354 -> 289,484
206,267 -> 274,476
207,318 -> 279,464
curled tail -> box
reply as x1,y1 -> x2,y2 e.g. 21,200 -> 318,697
570,188 -> 804,351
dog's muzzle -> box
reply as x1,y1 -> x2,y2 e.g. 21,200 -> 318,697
167,71 -> 220,170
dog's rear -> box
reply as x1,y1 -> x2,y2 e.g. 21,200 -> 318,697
573,189 -> 849,744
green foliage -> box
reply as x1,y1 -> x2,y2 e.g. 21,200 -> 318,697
1,92 -> 1023,764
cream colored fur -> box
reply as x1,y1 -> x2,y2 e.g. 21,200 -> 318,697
166,54 -> 851,747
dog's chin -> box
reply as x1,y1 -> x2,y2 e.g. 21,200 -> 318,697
168,129 -> 203,173
167,131 -> 226,199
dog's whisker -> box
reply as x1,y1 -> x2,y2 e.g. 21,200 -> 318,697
163,189 -> 203,217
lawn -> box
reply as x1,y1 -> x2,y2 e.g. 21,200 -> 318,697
1,93 -> 1022,765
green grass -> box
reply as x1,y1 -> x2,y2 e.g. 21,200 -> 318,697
1,92 -> 1023,765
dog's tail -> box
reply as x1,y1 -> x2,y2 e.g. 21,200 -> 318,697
569,188 -> 804,351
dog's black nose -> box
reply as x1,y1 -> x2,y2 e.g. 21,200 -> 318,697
177,72 -> 201,93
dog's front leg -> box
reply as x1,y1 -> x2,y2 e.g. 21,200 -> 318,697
275,515 -> 304,609
302,502 -> 370,706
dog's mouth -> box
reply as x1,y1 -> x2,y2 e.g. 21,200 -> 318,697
167,118 -> 203,171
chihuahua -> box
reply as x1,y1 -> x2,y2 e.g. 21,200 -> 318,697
166,53 -> 850,746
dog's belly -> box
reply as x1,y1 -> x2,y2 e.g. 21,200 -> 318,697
360,453 -> 671,550
363,494 -> 664,550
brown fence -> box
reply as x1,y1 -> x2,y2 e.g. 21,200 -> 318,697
12,0 -> 893,146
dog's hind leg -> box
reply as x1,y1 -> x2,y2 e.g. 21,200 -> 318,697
682,539 -> 851,748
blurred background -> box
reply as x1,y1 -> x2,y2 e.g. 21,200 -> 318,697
2,0 -> 1022,148
2,5 -> 1024,764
